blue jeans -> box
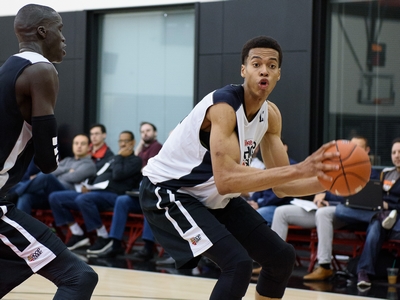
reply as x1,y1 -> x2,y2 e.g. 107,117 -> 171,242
335,203 -> 392,275
16,173 -> 66,214
358,218 -> 389,274
334,203 -> 377,224
109,195 -> 154,242
49,190 -> 118,232
109,195 -> 142,240
17,193 -> 49,214
256,206 -> 277,226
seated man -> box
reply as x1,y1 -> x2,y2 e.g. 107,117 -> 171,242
89,123 -> 114,170
248,140 -> 296,226
91,193 -> 142,257
49,131 -> 142,254
16,134 -> 96,214
335,137 -> 400,288
2,159 -> 39,204
271,136 -> 379,281
77,123 -> 164,260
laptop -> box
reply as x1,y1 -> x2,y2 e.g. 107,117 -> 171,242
344,179 -> 383,211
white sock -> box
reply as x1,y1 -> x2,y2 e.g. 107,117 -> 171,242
96,225 -> 108,238
69,223 -> 84,236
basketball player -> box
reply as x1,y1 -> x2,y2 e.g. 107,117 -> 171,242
0,4 -> 98,298
140,36 -> 339,300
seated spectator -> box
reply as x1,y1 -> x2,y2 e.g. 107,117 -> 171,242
134,122 -> 163,168
82,122 -> 162,259
335,137 -> 400,288
271,136 -> 379,281
91,193 -> 142,257
48,131 -> 142,254
16,134 -> 96,214
89,123 -> 114,170
247,140 -> 296,226
2,159 -> 40,204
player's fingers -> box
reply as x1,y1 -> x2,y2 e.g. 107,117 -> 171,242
317,171 -> 333,182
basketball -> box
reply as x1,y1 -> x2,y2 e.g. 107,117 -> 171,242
318,140 -> 371,196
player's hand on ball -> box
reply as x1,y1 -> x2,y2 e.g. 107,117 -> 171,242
298,140 -> 340,181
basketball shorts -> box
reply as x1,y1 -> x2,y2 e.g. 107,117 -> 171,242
0,201 -> 66,296
139,177 -> 266,269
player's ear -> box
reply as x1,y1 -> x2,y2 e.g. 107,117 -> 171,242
241,64 -> 245,78
37,26 -> 46,38
277,68 -> 281,81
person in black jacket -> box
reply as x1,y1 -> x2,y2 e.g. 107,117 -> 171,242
49,131 -> 142,253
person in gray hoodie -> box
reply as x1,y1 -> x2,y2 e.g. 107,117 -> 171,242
16,134 -> 96,214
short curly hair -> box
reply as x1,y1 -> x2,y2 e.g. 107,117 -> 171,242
241,36 -> 282,67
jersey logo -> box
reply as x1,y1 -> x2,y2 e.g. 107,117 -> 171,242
259,110 -> 265,122
243,140 -> 257,166
190,234 -> 202,245
27,247 -> 43,262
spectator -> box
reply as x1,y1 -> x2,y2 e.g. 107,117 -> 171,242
16,134 -> 96,214
271,136 -> 379,281
89,123 -> 114,170
135,121 -> 163,168
248,140 -> 296,226
95,122 -> 163,259
49,131 -> 142,254
335,137 -> 400,288
2,159 -> 40,204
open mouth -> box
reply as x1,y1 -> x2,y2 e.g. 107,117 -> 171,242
259,79 -> 269,88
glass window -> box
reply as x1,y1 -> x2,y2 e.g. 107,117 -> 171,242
97,8 -> 195,152
326,0 -> 400,167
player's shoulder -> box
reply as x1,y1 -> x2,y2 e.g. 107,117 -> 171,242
213,84 -> 243,111
14,52 -> 51,64
16,52 -> 56,77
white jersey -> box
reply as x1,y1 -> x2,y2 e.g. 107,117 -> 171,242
143,84 -> 269,209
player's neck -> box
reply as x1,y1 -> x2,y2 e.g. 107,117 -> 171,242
19,42 -> 42,55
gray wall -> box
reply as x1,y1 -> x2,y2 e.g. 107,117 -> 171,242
0,0 -> 314,162
197,0 -> 314,161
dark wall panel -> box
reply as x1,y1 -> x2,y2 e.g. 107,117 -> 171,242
0,16 -> 18,64
197,0 -> 314,160
270,51 -> 311,162
197,55 -> 224,98
198,2 -> 224,55
223,0 -> 312,52
53,11 -> 88,157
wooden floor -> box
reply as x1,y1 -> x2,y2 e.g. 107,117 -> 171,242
5,265 -> 383,300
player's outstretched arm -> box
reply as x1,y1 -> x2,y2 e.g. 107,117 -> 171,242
207,103 -> 339,195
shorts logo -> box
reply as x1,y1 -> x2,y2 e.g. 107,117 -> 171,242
190,234 -> 202,245
27,248 -> 43,262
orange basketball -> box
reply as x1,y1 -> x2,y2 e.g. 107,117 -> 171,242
318,140 -> 371,196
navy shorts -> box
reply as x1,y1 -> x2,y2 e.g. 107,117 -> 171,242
0,201 -> 66,296
140,177 -> 266,269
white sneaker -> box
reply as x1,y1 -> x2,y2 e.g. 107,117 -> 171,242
382,210 -> 398,230
156,256 -> 175,265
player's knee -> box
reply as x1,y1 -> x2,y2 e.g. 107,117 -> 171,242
236,256 -> 254,276
78,267 -> 98,291
280,242 -> 296,275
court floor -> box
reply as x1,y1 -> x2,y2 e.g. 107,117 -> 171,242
5,265 -> 386,300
